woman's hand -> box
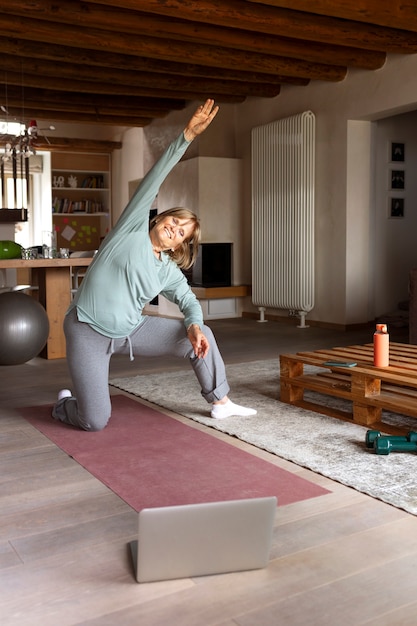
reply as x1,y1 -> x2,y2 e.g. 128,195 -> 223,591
184,99 -> 219,142
187,324 -> 210,359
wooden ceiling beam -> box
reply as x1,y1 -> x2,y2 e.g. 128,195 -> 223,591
246,0 -> 417,33
0,134 -> 122,153
6,101 -> 170,119
1,84 -> 187,113
2,97 -> 181,120
3,106 -> 152,126
0,13 -> 347,81
0,0 -> 386,70
84,0 -> 417,53
1,86 -> 190,126
0,82 -> 171,125
0,37 -> 305,86
0,1 -> 413,127
0,56 -> 281,100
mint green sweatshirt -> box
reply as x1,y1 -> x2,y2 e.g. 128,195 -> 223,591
69,131 -> 204,339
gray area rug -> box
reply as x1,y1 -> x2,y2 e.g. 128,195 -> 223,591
110,359 -> 417,516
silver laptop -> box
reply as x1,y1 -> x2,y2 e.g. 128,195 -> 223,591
129,496 -> 277,583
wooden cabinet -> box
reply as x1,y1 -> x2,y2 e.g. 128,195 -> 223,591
51,152 -> 111,252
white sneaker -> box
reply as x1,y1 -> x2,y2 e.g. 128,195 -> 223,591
58,389 -> 72,401
211,399 -> 257,420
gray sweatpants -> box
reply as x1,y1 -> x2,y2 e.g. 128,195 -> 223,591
52,308 -> 230,431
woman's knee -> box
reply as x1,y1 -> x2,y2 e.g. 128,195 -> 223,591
77,398 -> 112,432
83,407 -> 111,431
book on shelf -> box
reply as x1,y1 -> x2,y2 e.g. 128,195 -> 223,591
52,197 -> 104,214
80,174 -> 105,189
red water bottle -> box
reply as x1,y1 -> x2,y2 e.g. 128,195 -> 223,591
374,323 -> 389,367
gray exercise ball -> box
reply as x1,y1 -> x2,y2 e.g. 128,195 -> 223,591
0,292 -> 49,365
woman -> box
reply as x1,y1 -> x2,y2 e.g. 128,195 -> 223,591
53,99 -> 256,431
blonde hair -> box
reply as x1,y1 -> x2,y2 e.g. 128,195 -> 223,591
149,207 -> 201,270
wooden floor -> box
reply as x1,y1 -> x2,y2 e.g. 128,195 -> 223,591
1,317 -> 416,625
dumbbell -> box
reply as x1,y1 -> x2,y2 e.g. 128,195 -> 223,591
365,430 -> 417,455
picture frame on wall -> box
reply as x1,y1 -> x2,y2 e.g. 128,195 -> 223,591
389,197 -> 404,219
391,142 -> 405,162
390,169 -> 405,190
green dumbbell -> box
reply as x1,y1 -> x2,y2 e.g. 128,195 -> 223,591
373,433 -> 417,455
365,430 -> 417,449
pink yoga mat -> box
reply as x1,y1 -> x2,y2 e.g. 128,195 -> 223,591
21,395 -> 329,511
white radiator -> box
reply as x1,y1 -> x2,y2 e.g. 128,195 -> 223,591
251,111 -> 315,327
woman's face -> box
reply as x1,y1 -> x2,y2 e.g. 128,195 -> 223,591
152,214 -> 195,251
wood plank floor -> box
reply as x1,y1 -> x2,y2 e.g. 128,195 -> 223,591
1,317 -> 416,625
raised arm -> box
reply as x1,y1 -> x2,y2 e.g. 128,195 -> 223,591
184,99 -> 219,142
108,100 -> 219,237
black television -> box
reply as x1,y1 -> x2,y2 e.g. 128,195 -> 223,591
185,242 -> 232,287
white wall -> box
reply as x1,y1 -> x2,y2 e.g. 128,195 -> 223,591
345,120 -> 373,324
234,54 -> 417,326
111,126 -> 144,226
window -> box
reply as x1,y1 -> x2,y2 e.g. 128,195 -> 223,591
0,121 -> 25,136
4,174 -> 28,209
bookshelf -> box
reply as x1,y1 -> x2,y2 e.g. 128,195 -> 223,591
51,152 -> 111,252
52,171 -> 107,214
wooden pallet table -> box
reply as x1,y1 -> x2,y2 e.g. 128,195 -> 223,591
279,342 -> 417,435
